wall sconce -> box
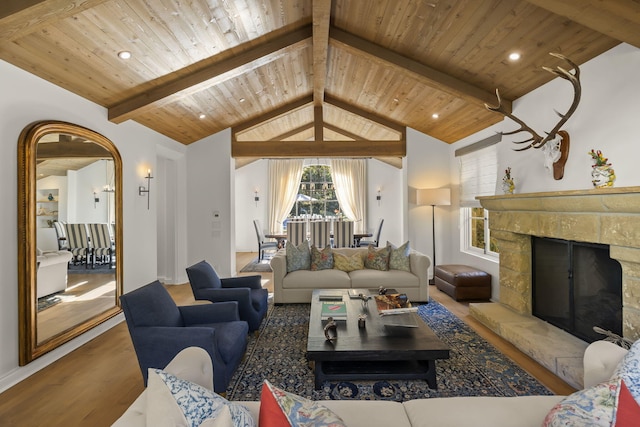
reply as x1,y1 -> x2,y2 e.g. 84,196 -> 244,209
138,169 -> 153,210
93,192 -> 100,208
254,188 -> 260,206
376,187 -> 382,205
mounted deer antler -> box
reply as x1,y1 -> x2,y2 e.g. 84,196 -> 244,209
485,53 -> 581,179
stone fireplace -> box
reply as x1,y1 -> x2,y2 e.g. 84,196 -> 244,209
471,186 -> 640,388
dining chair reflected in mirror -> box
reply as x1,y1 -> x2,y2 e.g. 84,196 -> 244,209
52,220 -> 68,250
88,223 -> 114,268
253,219 -> 278,260
65,223 -> 91,267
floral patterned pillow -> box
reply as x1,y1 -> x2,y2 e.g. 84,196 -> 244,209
544,339 -> 640,427
311,245 -> 334,270
259,380 -> 346,427
146,368 -> 255,427
364,244 -> 390,271
333,252 -> 364,272
543,379 -> 619,426
286,241 -> 310,272
387,240 -> 411,271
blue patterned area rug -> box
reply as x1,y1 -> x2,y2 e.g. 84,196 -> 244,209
226,300 -> 553,402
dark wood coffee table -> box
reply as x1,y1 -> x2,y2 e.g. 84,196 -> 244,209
306,289 -> 450,389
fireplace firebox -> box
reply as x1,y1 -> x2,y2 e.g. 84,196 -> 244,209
532,237 -> 622,343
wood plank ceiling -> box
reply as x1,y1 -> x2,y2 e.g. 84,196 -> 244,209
1,0 -> 638,167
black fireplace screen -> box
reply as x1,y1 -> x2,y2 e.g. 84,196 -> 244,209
532,237 -> 622,343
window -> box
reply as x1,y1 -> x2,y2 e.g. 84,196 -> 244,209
456,136 -> 499,258
289,165 -> 340,217
462,207 -> 499,256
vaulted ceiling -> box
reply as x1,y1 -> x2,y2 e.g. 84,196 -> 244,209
1,1 -> 638,167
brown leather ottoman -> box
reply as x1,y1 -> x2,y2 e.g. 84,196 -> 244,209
434,265 -> 491,301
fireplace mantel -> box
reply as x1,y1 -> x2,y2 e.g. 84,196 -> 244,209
470,186 -> 640,388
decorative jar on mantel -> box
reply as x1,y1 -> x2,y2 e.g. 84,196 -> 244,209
589,149 -> 616,188
502,167 -> 515,194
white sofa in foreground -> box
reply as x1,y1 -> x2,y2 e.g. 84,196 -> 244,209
112,340 -> 631,426
270,247 -> 430,304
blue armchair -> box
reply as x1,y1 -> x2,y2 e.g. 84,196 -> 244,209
119,280 -> 248,393
186,260 -> 269,332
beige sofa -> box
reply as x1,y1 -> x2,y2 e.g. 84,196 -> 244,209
270,247 -> 430,304
36,249 -> 73,298
112,341 -> 630,426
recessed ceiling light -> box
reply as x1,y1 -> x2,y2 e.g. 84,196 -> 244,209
432,113 -> 439,119
118,51 -> 131,60
508,52 -> 521,61
199,114 -> 206,119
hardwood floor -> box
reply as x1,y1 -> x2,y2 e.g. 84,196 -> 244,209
0,252 -> 575,426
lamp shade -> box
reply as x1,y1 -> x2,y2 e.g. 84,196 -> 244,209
416,188 -> 451,206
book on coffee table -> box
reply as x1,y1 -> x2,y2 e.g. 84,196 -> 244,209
318,291 -> 344,301
320,300 -> 348,320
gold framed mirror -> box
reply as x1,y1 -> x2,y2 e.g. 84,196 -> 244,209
18,121 -> 123,364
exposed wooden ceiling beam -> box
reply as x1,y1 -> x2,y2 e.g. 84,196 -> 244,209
312,0 -> 331,107
36,142 -> 112,159
109,25 -> 313,124
526,0 -> 640,48
232,140 -> 406,158
330,27 -> 512,113
314,105 -> 324,142
0,0 -> 107,40
233,95 -> 313,136
325,95 -> 405,135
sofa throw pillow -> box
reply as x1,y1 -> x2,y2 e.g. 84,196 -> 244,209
544,339 -> 640,427
286,241 -> 310,272
613,338 -> 640,401
310,245 -> 334,271
259,380 -> 346,427
364,244 -> 390,271
614,379 -> 640,427
333,252 -> 364,272
542,379 -> 619,427
387,240 -> 411,271
146,368 -> 255,427
201,405 -> 233,427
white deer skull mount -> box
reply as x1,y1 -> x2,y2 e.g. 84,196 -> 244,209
485,53 -> 580,180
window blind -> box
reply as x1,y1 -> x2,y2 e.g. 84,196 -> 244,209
459,144 -> 497,207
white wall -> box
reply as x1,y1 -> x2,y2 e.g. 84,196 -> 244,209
186,129 -> 236,277
447,43 -> 640,299
0,59 -> 184,392
405,127 -> 452,280
156,145 -> 189,285
235,159 -> 269,252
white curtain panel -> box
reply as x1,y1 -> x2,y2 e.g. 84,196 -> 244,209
268,159 -> 304,233
329,159 -> 366,234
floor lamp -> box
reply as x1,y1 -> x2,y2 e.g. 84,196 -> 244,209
416,188 -> 451,285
